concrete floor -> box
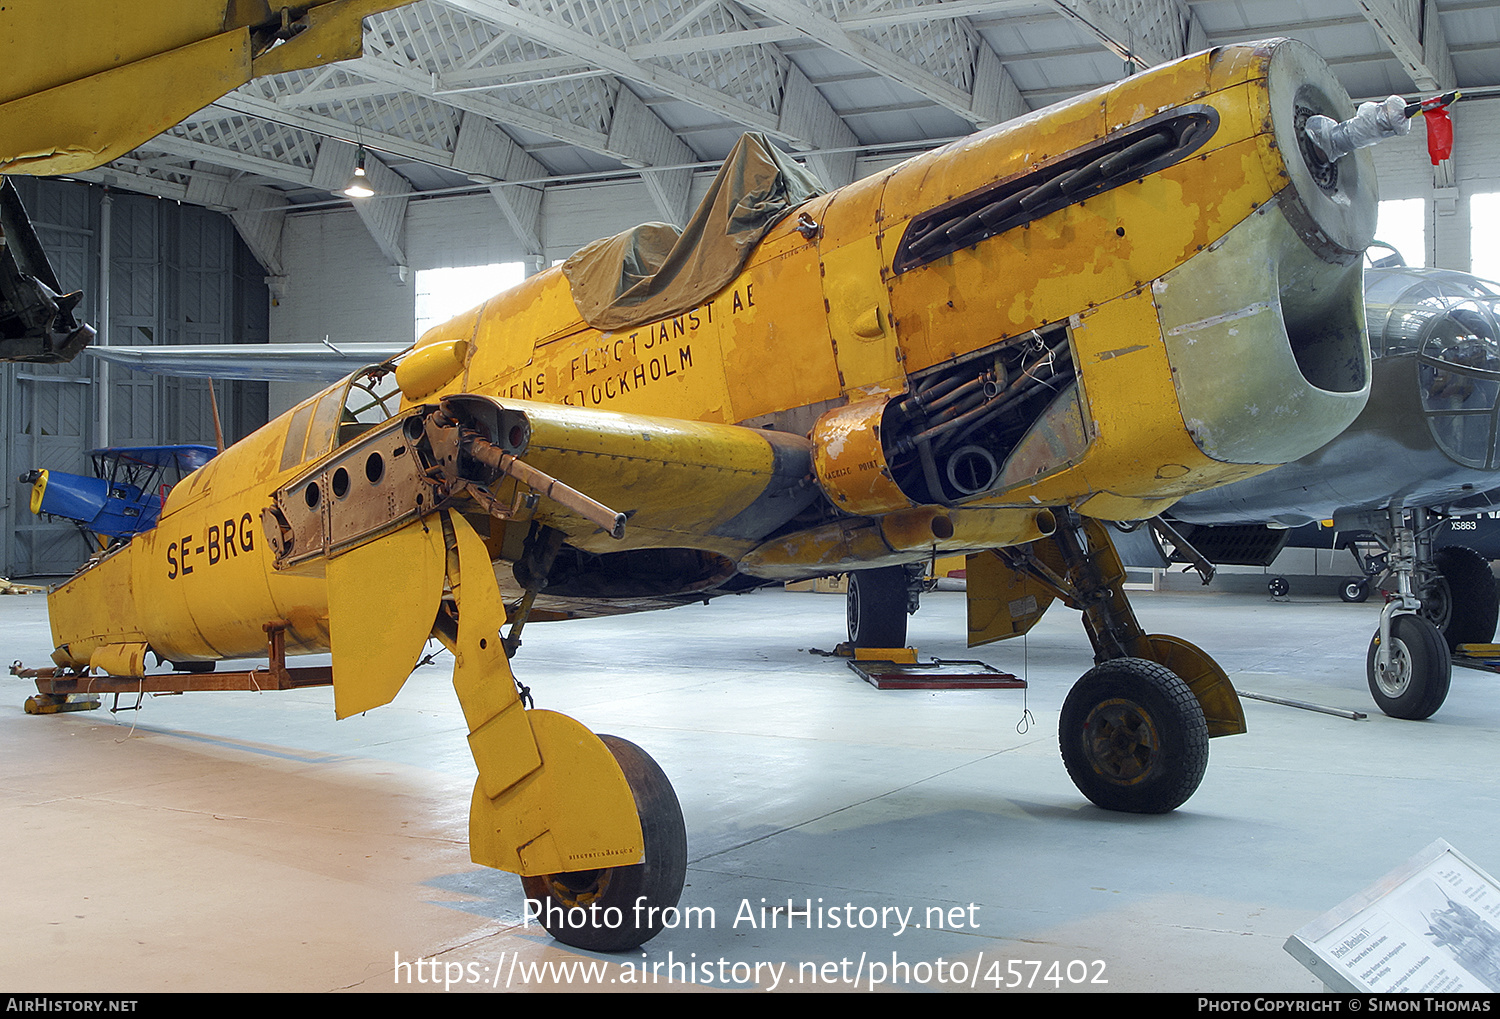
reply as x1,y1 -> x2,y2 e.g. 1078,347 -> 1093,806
1,584 -> 1496,993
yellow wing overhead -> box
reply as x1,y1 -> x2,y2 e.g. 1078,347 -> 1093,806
0,0 -> 415,175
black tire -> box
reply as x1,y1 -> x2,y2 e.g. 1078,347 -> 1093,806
846,567 -> 908,648
1340,578 -> 1370,603
170,660 -> 216,674
1366,614 -> 1451,720
1433,546 -> 1499,649
1058,658 -> 1209,814
1418,571 -> 1453,635
1268,576 -> 1290,597
520,735 -> 687,952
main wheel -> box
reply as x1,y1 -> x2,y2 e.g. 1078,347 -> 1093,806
1059,658 -> 1209,814
520,735 -> 687,952
1268,576 -> 1290,597
1418,571 -> 1453,635
1366,614 -> 1451,720
1340,578 -> 1370,603
846,567 -> 908,648
1432,546 -> 1499,649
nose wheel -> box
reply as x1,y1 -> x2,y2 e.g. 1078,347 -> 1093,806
1366,614 -> 1450,720
1350,508 -> 1495,718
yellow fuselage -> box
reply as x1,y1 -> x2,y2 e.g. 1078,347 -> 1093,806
48,39 -> 1376,670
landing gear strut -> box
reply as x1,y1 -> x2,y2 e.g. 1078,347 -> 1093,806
435,509 -> 686,953
1355,506 -> 1494,718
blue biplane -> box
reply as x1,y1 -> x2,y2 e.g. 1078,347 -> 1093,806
20,445 -> 217,543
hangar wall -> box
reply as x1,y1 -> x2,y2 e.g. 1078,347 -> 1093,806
0,179 -> 270,577
262,177 -> 658,355
1370,97 -> 1500,270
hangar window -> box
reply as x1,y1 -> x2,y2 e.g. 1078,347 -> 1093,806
1373,198 -> 1426,267
415,262 -> 525,339
1473,193 -> 1500,282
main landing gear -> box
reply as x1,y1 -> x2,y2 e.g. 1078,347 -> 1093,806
1353,507 -> 1498,719
1429,545 -> 1500,649
432,510 -> 687,954
845,564 -> 925,648
520,735 -> 688,952
995,511 -> 1244,813
1059,658 -> 1208,814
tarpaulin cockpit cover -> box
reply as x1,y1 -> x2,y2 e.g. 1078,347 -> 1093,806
562,132 -> 826,331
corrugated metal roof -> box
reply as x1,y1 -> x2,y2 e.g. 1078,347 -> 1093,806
72,1 -> 1500,233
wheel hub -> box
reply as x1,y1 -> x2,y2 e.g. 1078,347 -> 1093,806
1420,576 -> 1453,632
1081,697 -> 1161,785
543,868 -> 613,907
1373,636 -> 1412,698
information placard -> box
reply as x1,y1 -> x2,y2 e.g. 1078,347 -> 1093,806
1284,839 -> 1500,992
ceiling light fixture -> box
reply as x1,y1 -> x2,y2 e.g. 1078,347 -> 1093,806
343,146 -> 375,198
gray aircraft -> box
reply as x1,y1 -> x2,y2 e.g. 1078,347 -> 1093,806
1109,259 -> 1500,721
0,178 -> 94,363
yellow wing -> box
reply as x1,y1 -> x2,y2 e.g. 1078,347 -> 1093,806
0,0 -> 414,175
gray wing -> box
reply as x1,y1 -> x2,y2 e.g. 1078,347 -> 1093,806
85,342 -> 409,382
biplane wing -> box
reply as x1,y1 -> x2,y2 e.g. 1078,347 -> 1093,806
20,444 -> 218,542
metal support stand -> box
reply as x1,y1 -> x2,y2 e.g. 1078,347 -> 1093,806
12,619 -> 333,701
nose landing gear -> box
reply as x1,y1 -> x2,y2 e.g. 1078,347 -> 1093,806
1367,613 -> 1451,720
1358,507 -> 1497,719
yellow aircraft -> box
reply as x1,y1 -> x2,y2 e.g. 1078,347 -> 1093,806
19,39 -> 1382,952
0,2 -> 417,362
0,1 -> 416,176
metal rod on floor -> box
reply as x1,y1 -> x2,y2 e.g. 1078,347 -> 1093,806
1239,690 -> 1367,720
